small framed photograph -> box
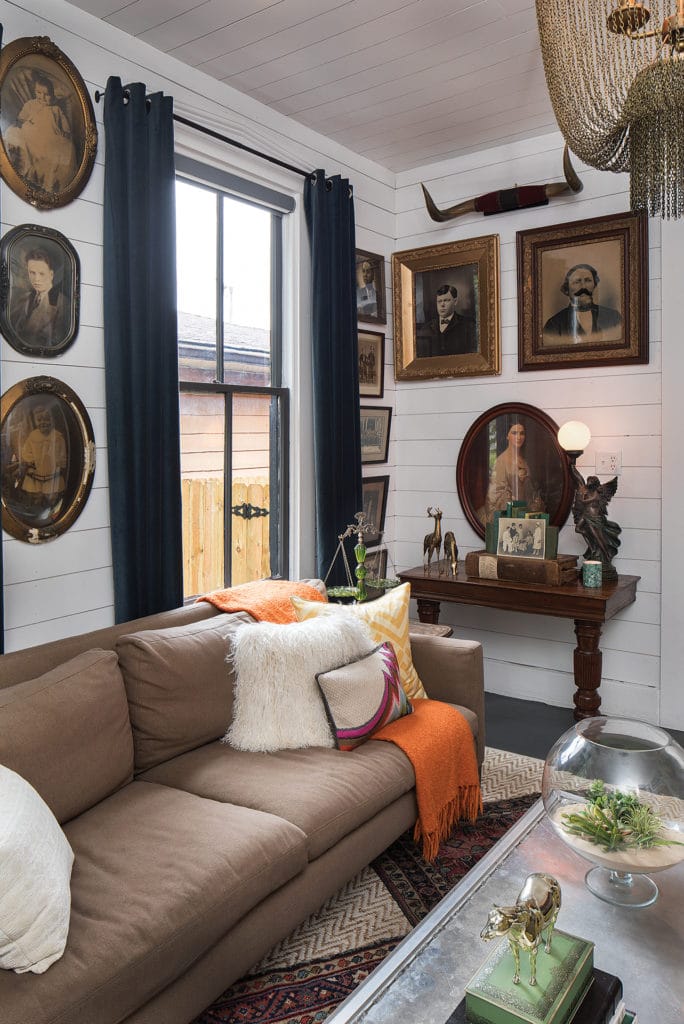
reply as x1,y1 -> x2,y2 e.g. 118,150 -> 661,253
356,249 -> 386,325
392,234 -> 500,381
358,329 -> 385,398
0,35 -> 98,210
362,475 -> 389,547
456,402 -> 574,541
497,516 -> 546,559
0,224 -> 80,357
360,405 -> 391,465
517,211 -> 648,371
364,547 -> 388,580
1,375 -> 96,543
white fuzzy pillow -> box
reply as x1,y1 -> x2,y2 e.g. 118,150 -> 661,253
225,614 -> 374,752
0,765 -> 74,974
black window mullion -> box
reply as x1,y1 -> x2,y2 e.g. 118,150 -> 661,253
271,214 -> 282,388
216,192 -> 224,383
223,392 -> 233,587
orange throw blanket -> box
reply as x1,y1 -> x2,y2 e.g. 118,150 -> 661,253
373,698 -> 482,862
197,579 -> 326,624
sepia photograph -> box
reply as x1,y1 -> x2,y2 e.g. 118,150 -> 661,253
361,475 -> 389,547
0,35 -> 98,209
0,223 -> 80,357
358,329 -> 384,398
456,402 -> 574,541
355,248 -> 386,325
1,376 -> 96,543
360,405 -> 391,465
517,211 -> 648,371
364,547 -> 388,580
497,516 -> 546,559
392,235 -> 500,381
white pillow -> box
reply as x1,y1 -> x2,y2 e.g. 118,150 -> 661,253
0,765 -> 74,974
225,614 -> 374,752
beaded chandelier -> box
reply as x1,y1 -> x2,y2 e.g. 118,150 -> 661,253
535,0 -> 684,218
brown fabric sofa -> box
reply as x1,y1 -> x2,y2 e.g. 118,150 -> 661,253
0,596 -> 485,1024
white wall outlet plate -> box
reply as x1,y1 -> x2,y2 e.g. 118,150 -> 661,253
596,451 -> 622,475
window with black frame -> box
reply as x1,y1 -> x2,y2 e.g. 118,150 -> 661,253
175,161 -> 290,599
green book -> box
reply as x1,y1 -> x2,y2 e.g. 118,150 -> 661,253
544,526 -> 559,559
464,929 -> 594,1024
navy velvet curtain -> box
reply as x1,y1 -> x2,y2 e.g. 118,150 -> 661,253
103,77 -> 183,621
304,171 -> 362,586
0,23 -> 4,653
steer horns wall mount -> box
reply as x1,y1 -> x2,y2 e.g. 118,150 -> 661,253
421,145 -> 583,223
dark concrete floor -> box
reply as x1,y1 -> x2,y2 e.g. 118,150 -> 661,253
485,692 -> 684,761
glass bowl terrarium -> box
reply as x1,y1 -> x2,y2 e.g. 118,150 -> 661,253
542,717 -> 684,908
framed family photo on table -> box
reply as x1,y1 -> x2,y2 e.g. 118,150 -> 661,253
0,35 -> 98,210
392,235 -> 500,381
456,402 -> 574,541
517,211 -> 648,371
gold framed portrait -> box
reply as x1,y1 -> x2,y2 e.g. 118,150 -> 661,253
517,211 -> 648,371
0,35 -> 98,210
1,376 -> 96,543
391,235 -> 500,381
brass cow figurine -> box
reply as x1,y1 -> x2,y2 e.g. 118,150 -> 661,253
480,873 -> 561,987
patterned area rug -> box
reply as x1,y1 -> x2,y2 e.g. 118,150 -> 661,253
193,748 -> 544,1024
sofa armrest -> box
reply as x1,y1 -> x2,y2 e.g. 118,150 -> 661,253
409,634 -> 485,765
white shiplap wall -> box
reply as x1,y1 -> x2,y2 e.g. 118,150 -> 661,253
0,0 -> 396,652
392,132 -> 665,723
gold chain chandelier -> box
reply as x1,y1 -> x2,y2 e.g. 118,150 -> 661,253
536,0 -> 684,217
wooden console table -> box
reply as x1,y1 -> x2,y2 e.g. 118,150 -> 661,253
397,561 -> 640,720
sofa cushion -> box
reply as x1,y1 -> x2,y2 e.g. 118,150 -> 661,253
0,780 -> 307,1024
316,642 -> 413,750
0,765 -> 74,975
225,614 -> 374,752
140,739 -> 416,860
0,649 -> 133,823
292,582 -> 428,700
116,611 -> 254,771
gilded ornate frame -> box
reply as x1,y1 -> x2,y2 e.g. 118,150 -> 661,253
1,376 -> 96,543
0,35 -> 98,210
392,235 -> 500,381
517,211 -> 648,371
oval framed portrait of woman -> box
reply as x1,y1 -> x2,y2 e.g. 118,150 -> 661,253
0,224 -> 80,357
0,35 -> 98,210
456,402 -> 574,540
1,376 -> 96,543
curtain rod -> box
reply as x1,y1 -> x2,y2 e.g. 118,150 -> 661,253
93,90 -> 312,179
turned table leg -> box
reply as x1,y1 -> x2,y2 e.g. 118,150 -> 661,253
573,619 -> 603,720
416,598 -> 441,624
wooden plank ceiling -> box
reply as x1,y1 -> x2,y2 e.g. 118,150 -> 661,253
69,0 -> 557,172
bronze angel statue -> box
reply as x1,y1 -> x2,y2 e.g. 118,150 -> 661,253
569,465 -> 621,581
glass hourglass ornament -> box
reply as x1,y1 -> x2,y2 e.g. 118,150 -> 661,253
542,717 -> 684,908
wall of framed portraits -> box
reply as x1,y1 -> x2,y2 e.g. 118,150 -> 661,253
0,0 -> 398,651
392,131 -> 678,727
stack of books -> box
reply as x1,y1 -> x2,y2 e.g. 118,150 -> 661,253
464,550 -> 579,586
445,929 -> 637,1024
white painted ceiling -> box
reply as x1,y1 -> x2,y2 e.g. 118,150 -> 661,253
69,0 -> 557,173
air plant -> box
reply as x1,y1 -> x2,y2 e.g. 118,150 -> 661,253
561,780 -> 684,853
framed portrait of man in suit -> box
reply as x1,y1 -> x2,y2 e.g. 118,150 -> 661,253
0,223 -> 80,358
517,211 -> 648,371
355,249 -> 386,325
391,235 -> 500,381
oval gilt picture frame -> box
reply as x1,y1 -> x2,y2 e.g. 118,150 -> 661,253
0,35 -> 98,210
0,224 -> 80,357
456,402 -> 574,541
1,376 -> 96,543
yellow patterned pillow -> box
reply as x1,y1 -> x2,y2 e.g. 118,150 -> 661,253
291,582 -> 427,700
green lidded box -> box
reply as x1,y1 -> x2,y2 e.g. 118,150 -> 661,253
464,929 -> 594,1024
